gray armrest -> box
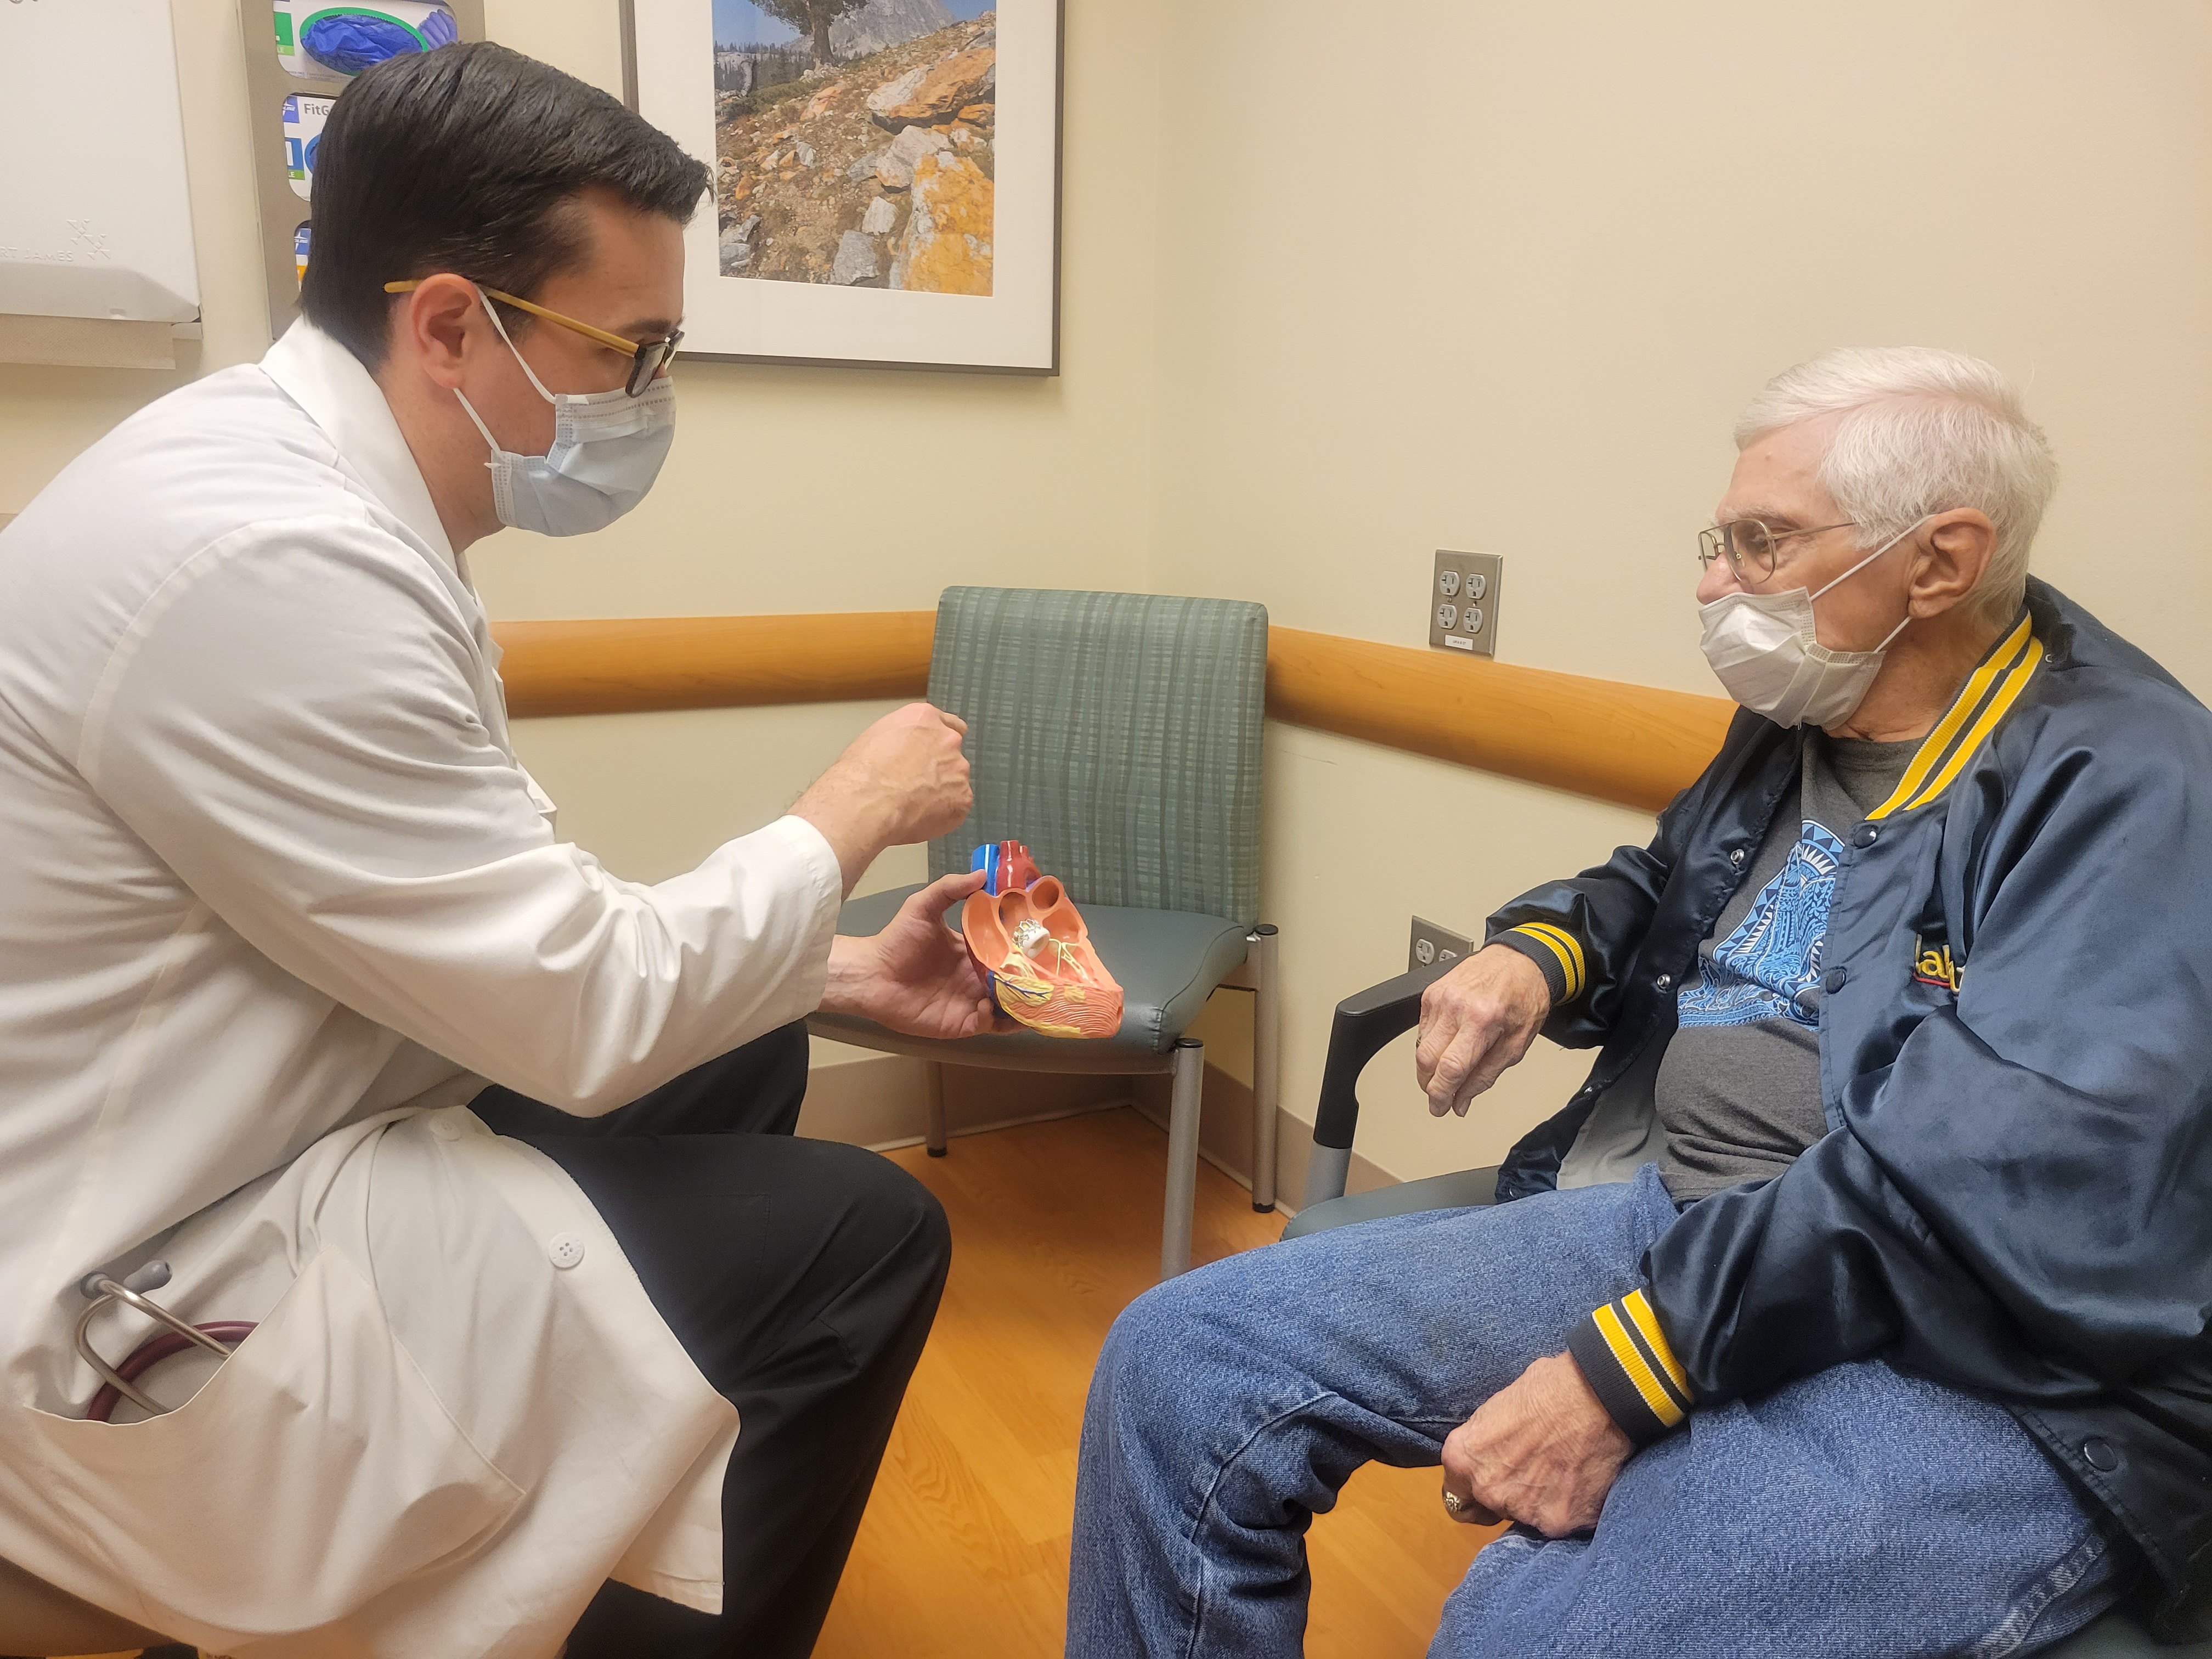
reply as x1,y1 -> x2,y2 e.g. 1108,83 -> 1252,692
1304,959 -> 1451,1208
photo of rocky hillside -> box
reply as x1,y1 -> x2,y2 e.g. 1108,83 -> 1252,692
711,0 -> 997,294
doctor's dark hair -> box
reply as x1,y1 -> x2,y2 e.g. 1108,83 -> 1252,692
299,42 -> 709,368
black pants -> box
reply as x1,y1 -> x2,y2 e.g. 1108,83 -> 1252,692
471,1023 -> 951,1658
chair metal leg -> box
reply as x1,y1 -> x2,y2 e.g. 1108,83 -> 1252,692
1161,1038 -> 1205,1279
1248,924 -> 1280,1212
923,1060 -> 948,1156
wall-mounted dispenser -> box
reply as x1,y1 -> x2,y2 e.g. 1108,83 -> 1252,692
0,0 -> 202,369
240,0 -> 486,340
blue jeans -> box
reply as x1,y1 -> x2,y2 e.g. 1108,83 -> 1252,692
1068,1167 -> 2123,1658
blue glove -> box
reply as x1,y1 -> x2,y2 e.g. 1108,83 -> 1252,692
302,9 -> 458,76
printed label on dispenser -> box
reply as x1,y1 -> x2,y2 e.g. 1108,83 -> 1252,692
283,94 -> 335,201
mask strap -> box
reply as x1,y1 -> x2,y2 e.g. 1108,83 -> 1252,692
1874,608 -> 1914,652
474,287 -> 558,404
451,387 -> 503,454
1809,517 -> 1928,601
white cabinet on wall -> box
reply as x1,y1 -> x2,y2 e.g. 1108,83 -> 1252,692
0,0 -> 202,368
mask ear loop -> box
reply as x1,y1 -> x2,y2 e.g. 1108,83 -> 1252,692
1809,517 -> 1928,601
452,284 -> 558,465
1809,516 -> 1929,651
474,286 -> 560,404
451,385 -> 503,454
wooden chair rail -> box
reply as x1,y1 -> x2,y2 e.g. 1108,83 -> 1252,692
495,611 -> 936,718
491,613 -> 1734,812
1265,628 -> 1731,811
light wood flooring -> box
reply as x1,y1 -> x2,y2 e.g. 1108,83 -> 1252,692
814,1106 -> 1504,1658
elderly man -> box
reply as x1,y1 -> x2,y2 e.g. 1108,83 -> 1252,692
1068,348 -> 2212,1656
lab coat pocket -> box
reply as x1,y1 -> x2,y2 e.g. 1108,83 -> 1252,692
19,1246 -> 524,1640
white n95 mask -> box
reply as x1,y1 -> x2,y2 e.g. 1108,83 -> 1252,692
452,289 -> 675,537
1697,520 -> 1925,730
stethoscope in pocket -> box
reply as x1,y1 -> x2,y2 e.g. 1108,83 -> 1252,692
75,1261 -> 256,1423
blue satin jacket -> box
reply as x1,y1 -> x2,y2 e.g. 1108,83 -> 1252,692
1486,582 -> 2212,1639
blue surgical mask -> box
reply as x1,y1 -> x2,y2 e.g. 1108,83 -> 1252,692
451,288 -> 674,537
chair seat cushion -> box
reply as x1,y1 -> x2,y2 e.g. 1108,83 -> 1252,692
2041,1611 -> 2211,1658
807,883 -> 1251,1071
1280,1166 -> 1502,1239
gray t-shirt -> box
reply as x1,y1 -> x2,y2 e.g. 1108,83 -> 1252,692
1652,732 -> 1920,1204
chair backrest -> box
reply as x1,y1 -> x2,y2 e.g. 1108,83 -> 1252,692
926,588 -> 1268,926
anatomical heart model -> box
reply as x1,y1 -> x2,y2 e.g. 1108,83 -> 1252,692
961,841 -> 1124,1040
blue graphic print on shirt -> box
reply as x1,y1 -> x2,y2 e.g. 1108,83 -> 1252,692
1675,821 -> 1844,1030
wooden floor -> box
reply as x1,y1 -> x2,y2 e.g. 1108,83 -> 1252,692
814,1107 -> 1503,1658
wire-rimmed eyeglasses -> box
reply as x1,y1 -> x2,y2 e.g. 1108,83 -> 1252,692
1697,518 -> 1859,584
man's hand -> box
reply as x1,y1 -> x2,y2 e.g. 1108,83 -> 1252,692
1440,1352 -> 1633,1536
819,870 -> 1014,1040
1414,944 -> 1552,1116
793,703 -> 974,894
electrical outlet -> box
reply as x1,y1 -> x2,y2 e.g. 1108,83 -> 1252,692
1409,915 -> 1477,974
1429,550 -> 1504,657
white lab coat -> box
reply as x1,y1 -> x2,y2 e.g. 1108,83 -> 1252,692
0,323 -> 845,1655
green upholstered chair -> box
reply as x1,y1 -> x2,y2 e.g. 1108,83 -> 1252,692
1285,959 -> 2207,1659
808,588 -> 1280,1280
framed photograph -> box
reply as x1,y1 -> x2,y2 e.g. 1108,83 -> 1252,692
624,0 -> 1061,374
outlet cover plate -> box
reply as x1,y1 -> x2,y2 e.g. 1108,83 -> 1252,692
1429,550 -> 1504,657
1409,915 -> 1477,974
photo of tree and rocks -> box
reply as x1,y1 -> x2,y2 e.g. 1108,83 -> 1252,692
712,0 -> 998,294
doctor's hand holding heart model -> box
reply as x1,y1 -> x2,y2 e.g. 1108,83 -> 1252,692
0,42 -> 996,1659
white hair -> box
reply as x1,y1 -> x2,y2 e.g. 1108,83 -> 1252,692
1735,347 -> 2057,623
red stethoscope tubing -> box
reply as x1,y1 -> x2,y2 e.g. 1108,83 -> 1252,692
84,1322 -> 258,1424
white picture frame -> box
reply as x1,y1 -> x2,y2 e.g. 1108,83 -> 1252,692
623,0 -> 1062,374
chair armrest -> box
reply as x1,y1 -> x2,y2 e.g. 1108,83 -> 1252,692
1305,959 -> 1452,1208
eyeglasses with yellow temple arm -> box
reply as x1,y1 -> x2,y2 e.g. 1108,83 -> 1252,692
382,279 -> 682,398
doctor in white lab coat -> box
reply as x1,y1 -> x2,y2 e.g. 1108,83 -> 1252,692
0,42 -> 999,1658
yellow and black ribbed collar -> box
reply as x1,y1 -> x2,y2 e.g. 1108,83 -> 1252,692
1865,611 -> 2041,821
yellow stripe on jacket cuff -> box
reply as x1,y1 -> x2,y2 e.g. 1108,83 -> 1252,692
1507,923 -> 1586,1001
1564,1289 -> 1694,1448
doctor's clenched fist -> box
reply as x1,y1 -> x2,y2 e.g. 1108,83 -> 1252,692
794,702 -> 975,894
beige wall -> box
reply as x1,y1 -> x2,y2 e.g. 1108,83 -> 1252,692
1152,0 -> 2212,697
5,3 -> 2207,1181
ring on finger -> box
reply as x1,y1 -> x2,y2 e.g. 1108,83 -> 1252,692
1441,1489 -> 1469,1518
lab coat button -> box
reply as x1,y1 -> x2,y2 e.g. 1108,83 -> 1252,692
1824,966 -> 1849,992
549,1233 -> 586,1270
1851,822 -> 1881,849
2081,1437 -> 2120,1473
1654,973 -> 1673,992
1728,848 -> 1746,867
430,1115 -> 461,1141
